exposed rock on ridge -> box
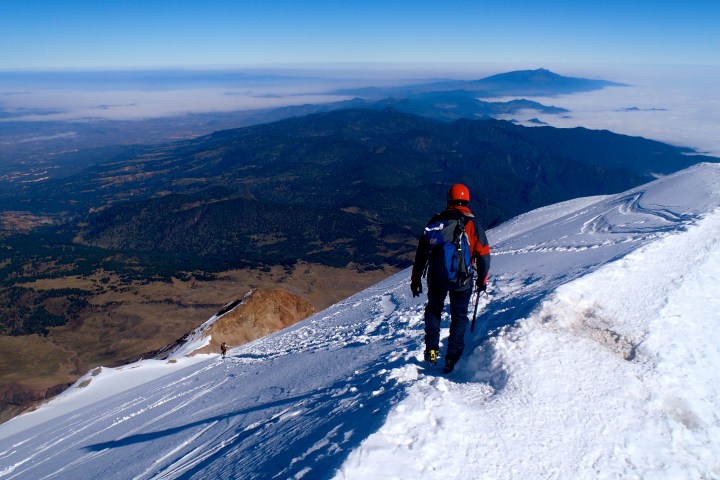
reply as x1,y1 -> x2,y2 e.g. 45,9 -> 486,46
191,288 -> 316,356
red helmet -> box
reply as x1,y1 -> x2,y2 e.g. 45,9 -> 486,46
447,183 -> 470,203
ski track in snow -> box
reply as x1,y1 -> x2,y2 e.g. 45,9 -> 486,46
1,163 -> 720,479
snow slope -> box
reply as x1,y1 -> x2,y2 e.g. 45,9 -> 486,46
1,163 -> 720,479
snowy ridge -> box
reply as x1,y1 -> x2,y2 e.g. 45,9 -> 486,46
1,163 -> 719,479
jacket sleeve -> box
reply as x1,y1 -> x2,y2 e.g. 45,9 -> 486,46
469,219 -> 491,287
411,232 -> 429,284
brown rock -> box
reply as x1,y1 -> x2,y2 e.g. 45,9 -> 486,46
193,288 -> 315,355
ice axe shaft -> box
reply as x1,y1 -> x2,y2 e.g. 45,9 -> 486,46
470,288 -> 482,333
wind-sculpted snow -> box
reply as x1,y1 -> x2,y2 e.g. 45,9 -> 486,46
1,164 -> 720,479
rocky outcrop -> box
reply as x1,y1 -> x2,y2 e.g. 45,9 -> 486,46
192,288 -> 315,356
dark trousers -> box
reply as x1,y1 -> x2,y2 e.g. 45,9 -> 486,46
423,286 -> 472,363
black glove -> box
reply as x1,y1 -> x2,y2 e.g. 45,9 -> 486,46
475,277 -> 487,292
411,280 -> 423,297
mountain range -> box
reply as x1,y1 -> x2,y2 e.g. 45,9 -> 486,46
334,67 -> 626,98
0,68 -> 619,170
216,68 -> 612,125
3,108 -> 710,276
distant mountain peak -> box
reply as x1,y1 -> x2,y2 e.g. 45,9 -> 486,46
479,67 -> 561,81
464,67 -> 626,96
333,68 -> 626,100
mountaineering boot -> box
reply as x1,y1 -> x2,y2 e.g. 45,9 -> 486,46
424,349 -> 438,366
443,358 -> 456,374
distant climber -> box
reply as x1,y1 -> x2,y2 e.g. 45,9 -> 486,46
220,342 -> 228,357
411,183 -> 491,373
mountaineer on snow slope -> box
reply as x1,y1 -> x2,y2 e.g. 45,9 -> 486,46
411,183 -> 491,373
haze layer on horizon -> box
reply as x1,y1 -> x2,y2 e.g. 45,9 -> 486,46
1,64 -> 718,158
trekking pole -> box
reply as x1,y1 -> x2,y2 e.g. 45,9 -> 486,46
470,288 -> 482,333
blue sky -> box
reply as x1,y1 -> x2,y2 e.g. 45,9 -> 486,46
1,0 -> 718,70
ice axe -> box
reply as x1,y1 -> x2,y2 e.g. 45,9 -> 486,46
470,287 -> 486,333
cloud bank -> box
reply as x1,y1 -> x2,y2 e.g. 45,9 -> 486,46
494,65 -> 720,157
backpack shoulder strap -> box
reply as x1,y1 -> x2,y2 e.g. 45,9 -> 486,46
448,210 -> 473,227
